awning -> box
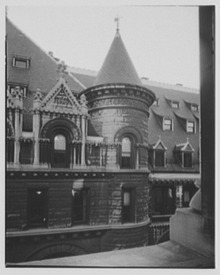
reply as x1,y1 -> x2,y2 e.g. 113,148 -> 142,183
149,173 -> 200,186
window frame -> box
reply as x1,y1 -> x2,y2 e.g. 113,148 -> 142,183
153,98 -> 159,106
171,101 -> 179,109
163,118 -> 173,131
120,135 -> 136,169
183,152 -> 193,168
71,188 -> 89,225
191,104 -> 199,112
51,131 -> 70,168
12,56 -> 30,69
27,188 -> 48,228
154,150 -> 165,167
186,120 -> 196,133
122,188 -> 135,223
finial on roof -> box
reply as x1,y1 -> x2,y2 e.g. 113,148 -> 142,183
187,137 -> 189,143
114,15 -> 122,33
159,135 -> 161,140
57,61 -> 67,79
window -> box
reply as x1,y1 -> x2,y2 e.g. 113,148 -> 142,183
171,101 -> 179,109
153,98 -> 159,106
155,151 -> 165,167
122,189 -> 135,223
72,189 -> 89,224
52,134 -> 68,168
13,57 -> 30,69
187,121 -> 196,133
121,137 -> 132,169
184,152 -> 192,168
151,187 -> 176,215
163,118 -> 173,131
191,104 -> 199,112
54,134 -> 66,150
28,188 -> 48,228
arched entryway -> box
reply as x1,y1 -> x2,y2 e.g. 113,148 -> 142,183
40,118 -> 81,168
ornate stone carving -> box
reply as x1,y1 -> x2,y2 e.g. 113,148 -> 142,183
34,88 -> 43,101
57,61 -> 67,78
89,97 -> 148,111
80,94 -> 87,106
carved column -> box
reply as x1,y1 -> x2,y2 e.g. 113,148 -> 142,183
136,145 -> 139,169
79,94 -> 88,167
33,89 -> 42,166
81,115 -> 86,166
13,87 -> 23,164
14,108 -> 20,164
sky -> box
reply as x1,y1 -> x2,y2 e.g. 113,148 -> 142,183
7,4 -> 200,88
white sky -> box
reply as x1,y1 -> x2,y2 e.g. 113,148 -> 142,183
6,4 -> 200,89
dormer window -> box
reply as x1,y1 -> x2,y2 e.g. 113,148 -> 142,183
163,118 -> 173,131
171,101 -> 179,109
155,151 -> 165,167
191,104 -> 199,112
186,121 -> 196,133
149,138 -> 167,168
174,139 -> 194,168
153,98 -> 159,106
13,56 -> 30,69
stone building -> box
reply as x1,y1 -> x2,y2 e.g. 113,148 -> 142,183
6,18 -> 200,263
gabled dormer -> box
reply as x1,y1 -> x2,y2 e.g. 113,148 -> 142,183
149,137 -> 167,168
174,138 -> 194,168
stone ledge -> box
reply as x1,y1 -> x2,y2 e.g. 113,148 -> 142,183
170,208 -> 214,258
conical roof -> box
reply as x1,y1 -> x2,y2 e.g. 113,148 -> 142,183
94,31 -> 142,86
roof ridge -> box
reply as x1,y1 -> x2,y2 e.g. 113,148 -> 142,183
141,78 -> 199,93
67,66 -> 97,76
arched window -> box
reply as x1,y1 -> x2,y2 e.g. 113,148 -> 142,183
53,134 -> 68,168
54,134 -> 66,150
121,136 -> 134,169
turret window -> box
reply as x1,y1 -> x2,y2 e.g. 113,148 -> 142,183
122,188 -> 135,223
121,137 -> 132,169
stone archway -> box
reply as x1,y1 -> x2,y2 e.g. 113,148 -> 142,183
114,126 -> 143,144
40,117 -> 81,140
39,117 -> 81,168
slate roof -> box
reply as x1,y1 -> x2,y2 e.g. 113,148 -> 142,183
6,18 -> 84,130
93,31 -> 142,86
146,83 -> 200,172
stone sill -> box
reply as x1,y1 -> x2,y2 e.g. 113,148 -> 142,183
6,219 -> 151,238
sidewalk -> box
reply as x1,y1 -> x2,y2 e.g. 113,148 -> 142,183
14,241 -> 214,268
